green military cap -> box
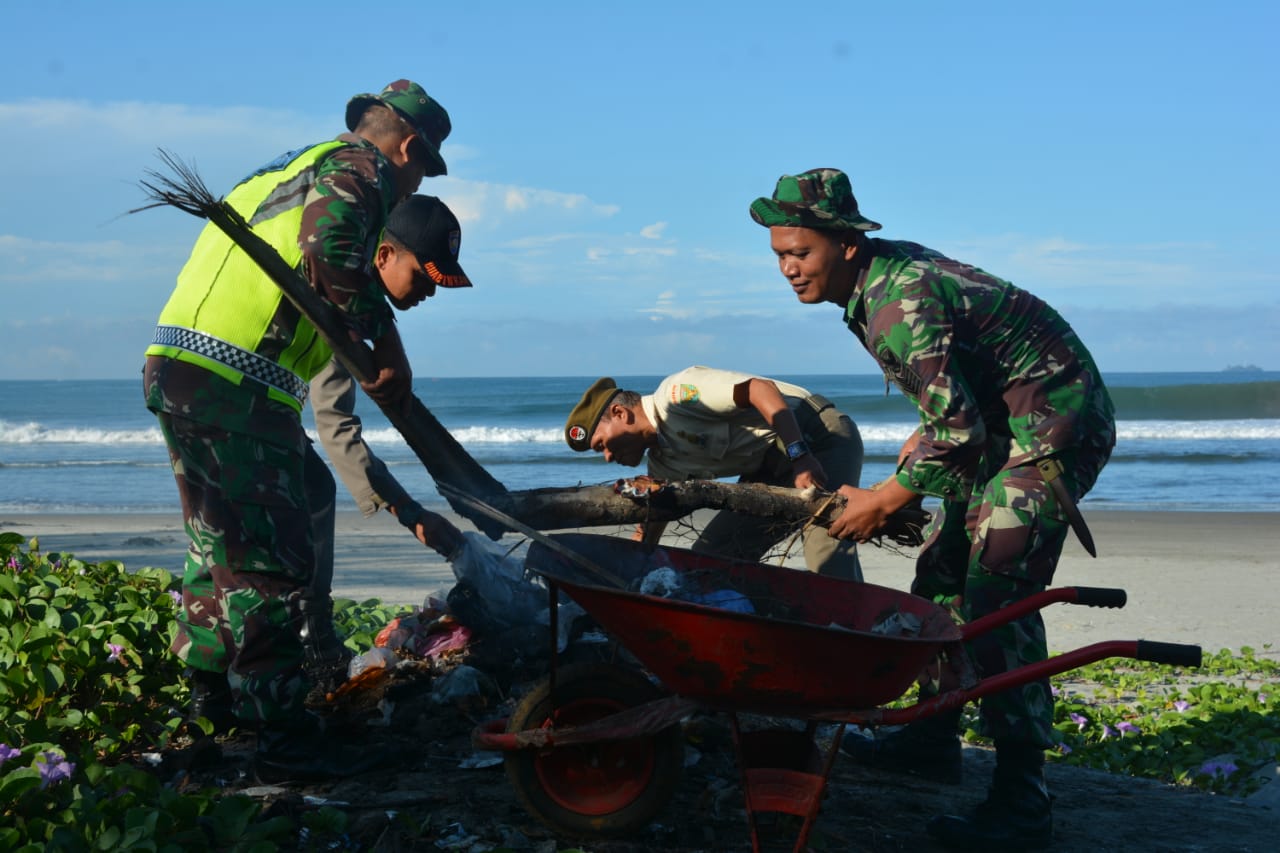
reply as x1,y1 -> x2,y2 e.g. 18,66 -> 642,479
346,79 -> 451,177
749,168 -> 882,232
565,377 -> 618,452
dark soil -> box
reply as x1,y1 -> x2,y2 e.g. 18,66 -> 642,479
157,632 -> 1278,853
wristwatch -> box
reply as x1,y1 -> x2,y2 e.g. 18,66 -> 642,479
785,439 -> 811,461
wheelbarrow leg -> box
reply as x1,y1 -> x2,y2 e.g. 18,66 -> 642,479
729,715 -> 847,853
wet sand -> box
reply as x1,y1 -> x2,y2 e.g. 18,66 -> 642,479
6,509 -> 1277,657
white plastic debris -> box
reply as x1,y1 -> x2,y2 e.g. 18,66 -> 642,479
639,566 -> 683,597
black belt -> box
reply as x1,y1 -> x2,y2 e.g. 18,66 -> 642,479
793,394 -> 835,439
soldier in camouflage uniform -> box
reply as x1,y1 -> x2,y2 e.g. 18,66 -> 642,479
751,169 -> 1115,850
143,81 -> 467,783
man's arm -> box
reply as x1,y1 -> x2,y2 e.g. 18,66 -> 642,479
732,377 -> 827,490
311,358 -> 460,556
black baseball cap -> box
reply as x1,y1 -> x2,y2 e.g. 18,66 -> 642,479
385,195 -> 472,288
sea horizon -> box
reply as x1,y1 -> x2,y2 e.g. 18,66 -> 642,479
2,371 -> 1278,515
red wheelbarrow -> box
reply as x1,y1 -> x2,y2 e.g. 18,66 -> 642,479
474,532 -> 1201,852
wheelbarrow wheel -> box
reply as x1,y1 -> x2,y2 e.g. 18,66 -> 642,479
504,662 -> 683,838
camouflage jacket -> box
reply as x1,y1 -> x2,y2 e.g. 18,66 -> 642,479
844,239 -> 1115,501
297,132 -> 398,343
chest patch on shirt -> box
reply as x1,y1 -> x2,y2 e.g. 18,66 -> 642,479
670,384 -> 701,404
875,334 -> 924,398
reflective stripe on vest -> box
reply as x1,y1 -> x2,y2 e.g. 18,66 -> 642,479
145,140 -> 349,412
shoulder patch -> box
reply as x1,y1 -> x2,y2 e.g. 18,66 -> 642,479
874,334 -> 924,398
670,384 -> 701,404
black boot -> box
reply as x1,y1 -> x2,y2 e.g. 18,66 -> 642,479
185,667 -> 237,736
927,739 -> 1053,850
840,708 -> 963,784
300,596 -> 352,693
254,711 -> 389,784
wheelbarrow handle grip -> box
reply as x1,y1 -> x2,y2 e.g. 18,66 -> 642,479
1136,640 -> 1203,668
1072,587 -> 1127,609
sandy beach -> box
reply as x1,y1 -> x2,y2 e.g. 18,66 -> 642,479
5,508 -> 1277,657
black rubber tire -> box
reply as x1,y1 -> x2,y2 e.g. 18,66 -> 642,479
504,662 -> 684,837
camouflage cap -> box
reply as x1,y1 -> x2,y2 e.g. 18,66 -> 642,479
565,377 -> 618,452
749,168 -> 881,232
346,79 -> 451,177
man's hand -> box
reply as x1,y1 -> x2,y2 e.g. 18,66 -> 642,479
417,510 -> 464,557
363,324 -> 413,413
391,501 -> 464,557
360,366 -> 412,411
791,455 -> 828,491
828,478 -> 919,543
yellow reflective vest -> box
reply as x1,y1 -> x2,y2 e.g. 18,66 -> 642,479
146,140 -> 350,411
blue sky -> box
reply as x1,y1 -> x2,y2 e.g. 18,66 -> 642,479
2,1 -> 1277,381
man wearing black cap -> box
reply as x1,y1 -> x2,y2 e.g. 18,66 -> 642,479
142,80 -> 466,783
301,195 -> 473,690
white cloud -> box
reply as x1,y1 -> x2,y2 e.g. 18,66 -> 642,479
640,222 -> 667,239
0,234 -> 180,283
622,246 -> 676,257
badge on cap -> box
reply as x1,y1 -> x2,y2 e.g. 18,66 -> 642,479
568,425 -> 587,443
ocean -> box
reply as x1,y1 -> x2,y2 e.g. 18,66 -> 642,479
1,372 -> 1278,515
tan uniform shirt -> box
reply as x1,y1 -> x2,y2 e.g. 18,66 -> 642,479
642,366 -> 812,481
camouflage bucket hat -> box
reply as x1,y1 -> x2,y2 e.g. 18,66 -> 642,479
565,377 -> 618,452
346,79 -> 451,177
749,168 -> 881,232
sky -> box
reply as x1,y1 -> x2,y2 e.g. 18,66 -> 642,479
2,0 -> 1277,381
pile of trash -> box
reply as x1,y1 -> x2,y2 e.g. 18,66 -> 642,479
327,532 -> 593,720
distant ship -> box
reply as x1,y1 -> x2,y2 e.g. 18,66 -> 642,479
1223,364 -> 1264,373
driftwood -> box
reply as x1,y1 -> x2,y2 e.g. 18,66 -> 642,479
491,479 -> 930,548
133,151 -> 929,547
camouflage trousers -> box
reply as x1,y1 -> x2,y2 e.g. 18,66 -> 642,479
913,443 -> 1112,748
153,409 -> 322,725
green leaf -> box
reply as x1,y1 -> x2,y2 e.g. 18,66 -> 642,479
0,766 -> 42,801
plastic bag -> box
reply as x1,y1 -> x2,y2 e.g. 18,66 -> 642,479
347,646 -> 397,678
448,531 -> 546,629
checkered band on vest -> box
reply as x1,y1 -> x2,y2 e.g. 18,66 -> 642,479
153,325 -> 310,405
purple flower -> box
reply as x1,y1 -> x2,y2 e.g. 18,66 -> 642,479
1117,721 -> 1140,736
1259,693 -> 1269,704
0,743 -> 20,766
1174,700 -> 1189,712
1199,760 -> 1238,778
1069,712 -> 1088,731
1050,685 -> 1061,698
107,643 -> 124,663
1056,742 -> 1073,755
5,557 -> 18,571
36,750 -> 75,789
1100,724 -> 1117,740
168,590 -> 183,607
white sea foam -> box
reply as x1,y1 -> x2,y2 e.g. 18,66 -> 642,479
4,418 -> 1279,446
0,420 -> 164,444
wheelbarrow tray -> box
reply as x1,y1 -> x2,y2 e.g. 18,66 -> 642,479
528,533 -> 963,717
